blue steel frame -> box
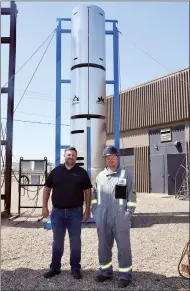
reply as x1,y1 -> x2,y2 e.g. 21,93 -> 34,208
55,18 -> 120,173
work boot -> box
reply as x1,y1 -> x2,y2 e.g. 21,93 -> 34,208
118,279 -> 131,288
71,268 -> 82,279
43,269 -> 61,278
95,274 -> 112,282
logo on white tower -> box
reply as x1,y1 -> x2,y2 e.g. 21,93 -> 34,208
96,96 -> 105,104
72,95 -> 79,105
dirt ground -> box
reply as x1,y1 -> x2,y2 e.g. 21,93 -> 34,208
1,190 -> 189,290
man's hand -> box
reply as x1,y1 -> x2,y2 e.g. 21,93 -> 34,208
83,210 -> 90,222
42,206 -> 49,218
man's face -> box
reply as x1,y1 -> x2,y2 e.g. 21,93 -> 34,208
105,154 -> 118,169
64,150 -> 77,166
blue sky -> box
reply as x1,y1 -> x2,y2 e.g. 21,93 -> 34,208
1,1 -> 189,163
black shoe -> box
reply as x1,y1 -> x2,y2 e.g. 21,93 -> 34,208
118,279 -> 131,288
43,269 -> 61,278
95,274 -> 112,283
72,269 -> 82,279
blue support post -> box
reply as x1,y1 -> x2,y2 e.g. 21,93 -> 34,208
55,20 -> 62,167
105,20 -> 118,23
57,18 -> 71,21
61,29 -> 71,33
61,80 -> 71,84
60,145 -> 70,149
106,80 -> 114,85
105,30 -> 113,35
113,22 -> 120,156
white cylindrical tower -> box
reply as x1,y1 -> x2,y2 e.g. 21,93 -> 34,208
70,4 -> 106,184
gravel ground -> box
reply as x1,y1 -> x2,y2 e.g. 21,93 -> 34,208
1,193 -> 189,290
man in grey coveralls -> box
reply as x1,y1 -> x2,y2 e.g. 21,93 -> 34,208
91,145 -> 136,288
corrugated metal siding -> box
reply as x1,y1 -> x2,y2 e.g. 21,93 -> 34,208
106,68 -> 189,134
134,146 -> 150,193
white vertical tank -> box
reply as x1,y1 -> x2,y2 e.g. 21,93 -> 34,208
70,4 -> 106,184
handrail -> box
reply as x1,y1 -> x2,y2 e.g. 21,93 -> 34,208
174,155 -> 187,195
175,169 -> 189,198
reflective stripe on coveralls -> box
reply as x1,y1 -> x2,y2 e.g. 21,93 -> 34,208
119,168 -> 125,205
100,261 -> 112,270
119,266 -> 132,272
127,202 -> 136,207
97,184 -> 101,205
119,169 -> 137,208
91,185 -> 101,205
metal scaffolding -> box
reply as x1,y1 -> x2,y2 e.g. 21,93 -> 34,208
55,18 -> 120,169
1,1 -> 17,216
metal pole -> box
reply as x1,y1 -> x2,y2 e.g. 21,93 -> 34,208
18,158 -> 22,215
87,119 -> 91,178
44,157 -> 48,180
113,22 -> 120,154
55,20 -> 61,166
4,2 -> 17,215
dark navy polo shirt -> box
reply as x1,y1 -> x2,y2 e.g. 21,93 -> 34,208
45,164 -> 92,209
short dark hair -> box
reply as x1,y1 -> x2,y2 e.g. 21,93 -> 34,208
64,147 -> 77,155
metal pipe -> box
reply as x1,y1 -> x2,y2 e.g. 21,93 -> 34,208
61,80 -> 71,84
57,18 -> 71,21
105,30 -> 113,35
57,18 -> 118,23
60,145 -> 70,149
55,20 -> 61,166
87,120 -> 91,178
61,29 -> 71,33
18,158 -> 22,215
4,1 -> 17,215
113,22 -> 120,155
106,80 -> 114,85
61,80 -> 114,85
61,29 -> 114,35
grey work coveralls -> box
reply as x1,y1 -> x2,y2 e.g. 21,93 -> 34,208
91,167 -> 136,280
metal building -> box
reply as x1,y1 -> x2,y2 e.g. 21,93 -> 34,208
106,68 -> 190,195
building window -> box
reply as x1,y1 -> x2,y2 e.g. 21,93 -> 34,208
120,148 -> 134,156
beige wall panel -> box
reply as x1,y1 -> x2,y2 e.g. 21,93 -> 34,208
106,128 -> 149,148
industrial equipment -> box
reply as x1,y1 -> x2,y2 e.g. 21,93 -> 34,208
11,157 -> 48,220
70,5 -> 106,184
55,6 -> 120,177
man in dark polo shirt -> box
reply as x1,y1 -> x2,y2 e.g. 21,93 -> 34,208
42,147 -> 92,279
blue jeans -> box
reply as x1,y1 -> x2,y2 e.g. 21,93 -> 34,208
50,207 -> 83,271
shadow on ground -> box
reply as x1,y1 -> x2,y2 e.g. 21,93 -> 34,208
1,212 -> 189,229
131,212 -> 190,228
1,268 -> 189,290
1,217 -> 97,229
